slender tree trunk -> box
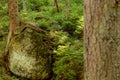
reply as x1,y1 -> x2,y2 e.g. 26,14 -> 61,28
53,0 -> 59,12
84,0 -> 120,80
6,0 -> 19,52
66,0 -> 70,18
22,0 -> 26,10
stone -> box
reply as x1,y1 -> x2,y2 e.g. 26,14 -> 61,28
9,27 -> 52,80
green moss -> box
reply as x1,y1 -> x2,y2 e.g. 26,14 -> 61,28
9,27 -> 52,80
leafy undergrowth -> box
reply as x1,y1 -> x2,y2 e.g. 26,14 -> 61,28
0,0 -> 84,79
0,31 -> 84,80
0,66 -> 19,80
51,31 -> 84,80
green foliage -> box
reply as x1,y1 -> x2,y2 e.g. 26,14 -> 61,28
0,1 -> 9,28
75,16 -> 84,33
0,0 -> 84,79
50,31 -> 83,80
74,16 -> 84,38
0,37 -> 7,54
0,0 -> 8,54
0,66 -> 19,80
53,44 -> 84,79
19,0 -> 84,35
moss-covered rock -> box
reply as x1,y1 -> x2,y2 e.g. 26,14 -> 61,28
9,26 -> 52,80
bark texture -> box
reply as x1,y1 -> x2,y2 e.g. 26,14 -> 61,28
6,0 -> 19,53
84,0 -> 120,80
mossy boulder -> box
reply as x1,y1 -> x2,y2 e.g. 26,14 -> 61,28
9,27 -> 52,80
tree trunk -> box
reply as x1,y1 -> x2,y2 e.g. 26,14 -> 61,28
84,0 -> 120,80
22,0 -> 26,10
66,0 -> 70,18
6,0 -> 19,52
53,0 -> 59,12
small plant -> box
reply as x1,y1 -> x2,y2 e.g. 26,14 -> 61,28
52,31 -> 84,80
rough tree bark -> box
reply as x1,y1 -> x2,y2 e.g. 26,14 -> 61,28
6,0 -> 19,53
84,0 -> 120,80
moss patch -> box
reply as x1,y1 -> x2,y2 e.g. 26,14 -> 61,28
9,27 -> 52,80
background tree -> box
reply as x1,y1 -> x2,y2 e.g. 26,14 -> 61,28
66,0 -> 70,18
22,0 -> 26,10
84,0 -> 120,80
53,0 -> 59,12
6,0 -> 19,52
